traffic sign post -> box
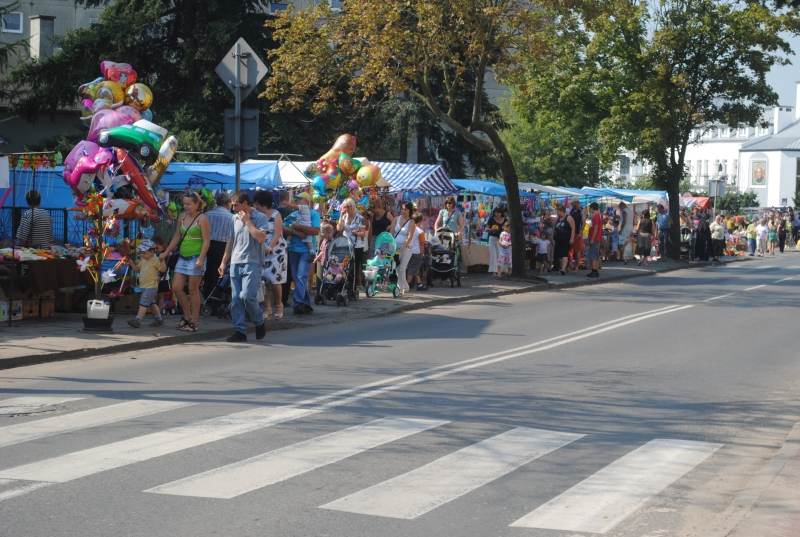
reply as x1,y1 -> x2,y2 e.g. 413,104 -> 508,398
216,38 -> 269,192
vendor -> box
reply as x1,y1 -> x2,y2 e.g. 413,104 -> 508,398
16,190 -> 53,248
435,196 -> 465,237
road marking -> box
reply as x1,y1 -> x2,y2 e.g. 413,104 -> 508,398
0,303 -> 690,502
0,481 -> 50,502
753,265 -> 775,270
0,397 -> 83,416
743,284 -> 767,291
787,265 -> 800,269
510,439 -> 722,534
146,417 -> 447,499
0,400 -> 193,449
703,293 -> 735,302
775,276 -> 794,283
0,405 -> 319,483
321,427 -> 584,519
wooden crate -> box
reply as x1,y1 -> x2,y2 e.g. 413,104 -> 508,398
22,300 -> 39,319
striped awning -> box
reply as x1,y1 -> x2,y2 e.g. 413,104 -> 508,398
373,162 -> 457,194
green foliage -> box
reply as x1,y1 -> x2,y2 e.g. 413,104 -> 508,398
569,0 -> 798,257
717,191 -> 760,213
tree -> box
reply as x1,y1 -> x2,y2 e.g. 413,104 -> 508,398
587,0 -> 799,258
716,191 -> 759,213
263,1 -> 537,276
502,8 -> 608,187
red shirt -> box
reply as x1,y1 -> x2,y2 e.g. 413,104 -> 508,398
589,211 -> 603,243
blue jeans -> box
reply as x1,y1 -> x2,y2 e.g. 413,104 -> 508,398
289,251 -> 311,307
748,238 -> 756,255
230,262 -> 263,334
659,229 -> 669,257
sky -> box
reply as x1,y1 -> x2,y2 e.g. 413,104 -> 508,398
768,35 -> 800,106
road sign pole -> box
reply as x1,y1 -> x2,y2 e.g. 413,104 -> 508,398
234,40 -> 242,193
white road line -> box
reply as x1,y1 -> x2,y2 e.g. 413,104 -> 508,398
0,405 -> 319,483
0,481 -> 51,502
787,265 -> 800,269
753,265 -> 775,270
321,427 -> 584,519
146,417 -> 447,499
743,284 -> 767,291
0,400 -> 193,449
0,397 -> 83,416
775,276 -> 794,283
703,293 -> 735,302
510,439 -> 722,534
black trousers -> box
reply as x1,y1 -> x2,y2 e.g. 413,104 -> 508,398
202,240 -> 228,299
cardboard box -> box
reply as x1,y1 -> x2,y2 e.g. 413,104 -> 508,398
40,298 -> 55,319
0,301 -> 23,322
22,299 -> 40,319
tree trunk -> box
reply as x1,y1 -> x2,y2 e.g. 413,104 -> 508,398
665,168 -> 682,260
497,147 -> 526,278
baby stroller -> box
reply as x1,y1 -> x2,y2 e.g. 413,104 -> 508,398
315,235 -> 354,307
364,231 -> 400,298
201,275 -> 231,319
427,230 -> 461,288
679,227 -> 692,259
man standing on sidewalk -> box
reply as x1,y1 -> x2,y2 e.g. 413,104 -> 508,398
285,192 -> 320,315
219,192 -> 268,343
656,204 -> 670,258
586,202 -> 603,278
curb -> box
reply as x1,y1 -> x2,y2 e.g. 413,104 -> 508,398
0,256 -> 752,370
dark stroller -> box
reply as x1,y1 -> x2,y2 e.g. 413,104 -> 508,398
679,227 -> 692,259
427,230 -> 461,288
200,276 -> 231,318
315,235 -> 354,307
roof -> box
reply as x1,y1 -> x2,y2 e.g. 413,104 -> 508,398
374,162 -> 457,194
159,162 -> 282,190
452,179 -> 506,197
740,119 -> 800,152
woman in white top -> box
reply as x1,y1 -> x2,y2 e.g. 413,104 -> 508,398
393,202 -> 417,295
337,198 -> 369,296
709,215 -> 725,263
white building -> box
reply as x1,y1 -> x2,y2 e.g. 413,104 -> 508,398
612,82 -> 800,207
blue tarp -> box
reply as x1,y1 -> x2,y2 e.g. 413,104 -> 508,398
452,179 -> 507,197
158,162 -> 282,190
0,168 -> 74,209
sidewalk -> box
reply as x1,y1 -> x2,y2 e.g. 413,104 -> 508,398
0,257 -> 746,369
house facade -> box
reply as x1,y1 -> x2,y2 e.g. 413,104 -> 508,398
611,82 -> 800,208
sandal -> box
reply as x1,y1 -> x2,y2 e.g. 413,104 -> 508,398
274,305 -> 284,320
177,318 -> 190,329
179,322 -> 197,333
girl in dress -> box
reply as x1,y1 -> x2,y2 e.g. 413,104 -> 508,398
497,222 -> 512,277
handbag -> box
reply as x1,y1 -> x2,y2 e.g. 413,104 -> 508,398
392,218 -> 410,264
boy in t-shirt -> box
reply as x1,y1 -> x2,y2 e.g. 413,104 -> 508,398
127,239 -> 166,328
536,232 -> 550,275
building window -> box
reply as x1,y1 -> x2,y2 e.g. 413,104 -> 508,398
328,0 -> 343,10
1,11 -> 23,34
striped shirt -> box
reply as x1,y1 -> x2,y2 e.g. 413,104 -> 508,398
205,206 -> 234,243
16,208 -> 53,247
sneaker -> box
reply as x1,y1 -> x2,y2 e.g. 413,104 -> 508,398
226,331 -> 247,343
150,318 -> 164,327
255,323 -> 266,340
127,318 -> 141,328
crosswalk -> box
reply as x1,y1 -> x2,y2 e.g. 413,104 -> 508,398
0,396 -> 723,534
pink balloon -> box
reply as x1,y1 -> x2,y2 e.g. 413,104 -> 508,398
86,108 -> 136,142
63,141 -> 112,196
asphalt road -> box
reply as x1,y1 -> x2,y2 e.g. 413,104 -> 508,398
1,255 -> 799,537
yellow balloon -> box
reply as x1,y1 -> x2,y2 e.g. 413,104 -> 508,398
125,83 -> 154,111
357,164 -> 381,187
97,81 -> 125,104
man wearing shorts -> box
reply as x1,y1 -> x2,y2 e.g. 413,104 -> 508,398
586,202 -> 603,278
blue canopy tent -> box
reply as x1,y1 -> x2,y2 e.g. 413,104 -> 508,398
452,179 -> 507,197
375,162 -> 458,195
158,162 -> 282,191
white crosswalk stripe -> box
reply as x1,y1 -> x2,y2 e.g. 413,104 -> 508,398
510,438 -> 722,534
0,405 -> 318,485
146,417 -> 447,499
0,396 -> 84,416
321,427 -> 584,519
0,399 -> 193,449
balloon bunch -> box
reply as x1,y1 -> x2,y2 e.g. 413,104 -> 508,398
63,60 -> 179,223
305,134 -> 383,199
7,153 -> 62,169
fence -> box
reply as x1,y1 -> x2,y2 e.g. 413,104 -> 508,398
0,207 -> 147,246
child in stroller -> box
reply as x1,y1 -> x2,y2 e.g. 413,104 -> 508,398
315,235 -> 353,306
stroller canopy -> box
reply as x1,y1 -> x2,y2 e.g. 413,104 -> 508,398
373,231 -> 397,257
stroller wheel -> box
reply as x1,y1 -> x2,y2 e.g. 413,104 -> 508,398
200,304 -> 212,317
366,283 -> 377,297
392,286 -> 400,298
336,295 -> 344,307
314,294 -> 323,305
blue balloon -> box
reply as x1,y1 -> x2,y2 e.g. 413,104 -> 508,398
312,175 -> 326,193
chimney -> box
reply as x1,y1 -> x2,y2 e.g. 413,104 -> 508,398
29,16 -> 55,60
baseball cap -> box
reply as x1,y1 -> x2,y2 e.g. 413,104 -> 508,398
138,239 -> 155,253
